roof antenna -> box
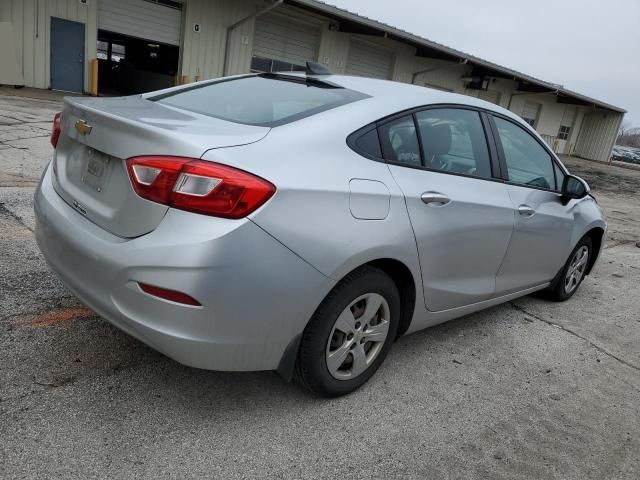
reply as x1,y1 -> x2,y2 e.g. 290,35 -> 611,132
305,61 -> 332,76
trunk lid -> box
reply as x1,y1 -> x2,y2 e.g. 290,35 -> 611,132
52,95 -> 269,237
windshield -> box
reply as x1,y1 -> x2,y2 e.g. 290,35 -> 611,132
152,75 -> 369,127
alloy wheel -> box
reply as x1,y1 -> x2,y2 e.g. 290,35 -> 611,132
325,293 -> 390,380
564,245 -> 589,294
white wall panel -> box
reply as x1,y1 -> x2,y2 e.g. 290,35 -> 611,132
0,0 -> 96,91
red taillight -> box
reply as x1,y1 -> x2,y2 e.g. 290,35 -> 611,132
138,282 -> 201,306
51,112 -> 62,148
126,156 -> 276,219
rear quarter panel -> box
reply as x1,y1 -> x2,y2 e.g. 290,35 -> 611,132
200,101 -> 425,308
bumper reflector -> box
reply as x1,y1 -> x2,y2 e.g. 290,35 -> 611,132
138,283 -> 201,306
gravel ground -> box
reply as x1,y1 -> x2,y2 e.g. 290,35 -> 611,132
1,91 -> 639,479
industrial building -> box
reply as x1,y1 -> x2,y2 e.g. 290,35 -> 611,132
0,0 -> 626,162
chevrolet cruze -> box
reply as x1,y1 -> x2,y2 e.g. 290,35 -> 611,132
35,63 -> 605,397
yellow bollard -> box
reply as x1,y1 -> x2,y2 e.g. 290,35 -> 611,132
90,59 -> 98,96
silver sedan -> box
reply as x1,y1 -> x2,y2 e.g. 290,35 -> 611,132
35,63 -> 605,397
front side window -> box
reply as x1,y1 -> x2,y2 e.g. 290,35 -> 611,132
153,75 -> 368,127
415,108 -> 492,178
494,116 -> 556,190
379,116 -> 421,166
553,161 -> 565,190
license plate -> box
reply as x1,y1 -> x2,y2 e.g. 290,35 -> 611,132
82,149 -> 109,192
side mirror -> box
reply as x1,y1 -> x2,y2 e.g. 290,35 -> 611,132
561,175 -> 589,204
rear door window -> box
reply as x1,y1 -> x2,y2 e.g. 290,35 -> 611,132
152,75 -> 368,127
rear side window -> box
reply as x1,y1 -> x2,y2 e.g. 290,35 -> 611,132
352,128 -> 382,158
415,108 -> 492,178
493,117 -> 556,190
379,116 -> 421,166
152,75 -> 368,127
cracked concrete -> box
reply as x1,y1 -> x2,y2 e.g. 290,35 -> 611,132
1,92 -> 639,479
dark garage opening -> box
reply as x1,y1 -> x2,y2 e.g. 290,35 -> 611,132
97,30 -> 179,96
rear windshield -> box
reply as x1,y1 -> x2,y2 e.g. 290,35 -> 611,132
151,75 -> 368,127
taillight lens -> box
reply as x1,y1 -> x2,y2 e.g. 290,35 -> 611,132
126,156 -> 276,219
51,112 -> 62,148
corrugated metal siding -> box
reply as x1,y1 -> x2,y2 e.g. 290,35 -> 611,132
477,89 -> 501,105
98,0 -> 182,46
346,39 -> 393,79
0,0 -> 96,91
317,29 -> 349,73
253,10 -> 321,66
574,112 -> 623,162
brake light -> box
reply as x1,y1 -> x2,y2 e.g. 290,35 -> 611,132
126,156 -> 276,219
51,112 -> 62,148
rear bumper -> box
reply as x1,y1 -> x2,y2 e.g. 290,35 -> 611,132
34,165 -> 333,371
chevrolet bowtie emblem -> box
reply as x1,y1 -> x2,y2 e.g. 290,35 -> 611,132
74,119 -> 92,135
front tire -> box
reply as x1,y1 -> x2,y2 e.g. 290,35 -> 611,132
295,266 -> 400,397
546,236 -> 592,302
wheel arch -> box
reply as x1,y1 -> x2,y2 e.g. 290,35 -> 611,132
364,258 -> 417,337
583,226 -> 605,275
276,257 -> 418,382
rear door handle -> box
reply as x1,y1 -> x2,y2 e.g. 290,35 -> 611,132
518,205 -> 535,217
421,192 -> 451,206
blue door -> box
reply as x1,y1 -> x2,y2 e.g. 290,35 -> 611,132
51,17 -> 85,93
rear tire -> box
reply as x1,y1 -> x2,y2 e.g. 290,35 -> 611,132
295,266 -> 400,397
545,236 -> 592,302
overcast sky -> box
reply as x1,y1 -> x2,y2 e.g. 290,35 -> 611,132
329,0 -> 640,125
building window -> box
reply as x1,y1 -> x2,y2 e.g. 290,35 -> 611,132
250,56 -> 304,73
97,40 -> 108,60
111,43 -> 125,63
558,125 -> 571,140
521,101 -> 541,128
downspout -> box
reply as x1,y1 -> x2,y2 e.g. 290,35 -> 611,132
222,0 -> 284,76
411,58 -> 468,85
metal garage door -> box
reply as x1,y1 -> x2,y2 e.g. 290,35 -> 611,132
346,40 -> 394,79
521,101 -> 541,127
98,0 -> 182,46
252,11 -> 321,71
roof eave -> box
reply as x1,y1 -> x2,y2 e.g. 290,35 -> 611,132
288,0 -> 626,114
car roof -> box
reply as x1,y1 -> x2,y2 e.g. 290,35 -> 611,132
279,72 -> 529,126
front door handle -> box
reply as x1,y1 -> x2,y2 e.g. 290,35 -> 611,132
518,205 -> 535,217
421,192 -> 451,206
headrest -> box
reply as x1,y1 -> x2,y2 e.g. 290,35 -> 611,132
422,123 -> 452,156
